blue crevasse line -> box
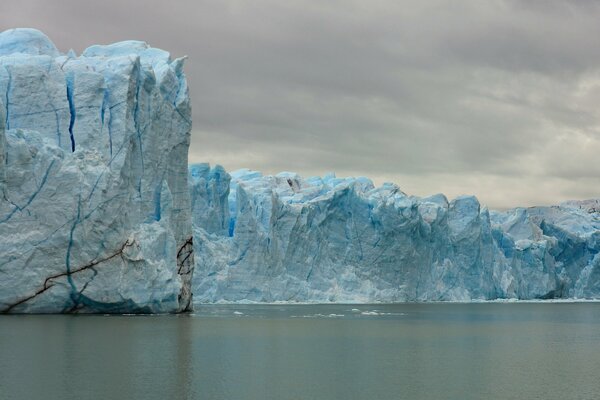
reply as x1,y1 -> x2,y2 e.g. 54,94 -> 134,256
153,183 -> 162,221
228,217 -> 236,237
38,75 -> 63,148
65,73 -> 76,152
107,107 -> 113,157
231,244 -> 249,265
100,92 -> 105,125
174,106 -> 191,125
133,62 -> 144,197
0,160 -> 56,223
148,169 -> 167,222
74,266 -> 98,299
86,171 -> 105,202
107,135 -> 128,168
101,88 -> 112,156
84,192 -> 128,221
63,214 -> 137,312
4,65 -> 11,130
65,194 -> 82,300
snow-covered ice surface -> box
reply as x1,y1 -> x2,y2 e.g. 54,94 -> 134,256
190,165 -> 600,304
0,29 -> 193,313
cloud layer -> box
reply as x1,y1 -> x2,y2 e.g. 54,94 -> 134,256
2,0 -> 600,208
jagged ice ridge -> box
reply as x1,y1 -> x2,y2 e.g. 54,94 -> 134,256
190,164 -> 600,303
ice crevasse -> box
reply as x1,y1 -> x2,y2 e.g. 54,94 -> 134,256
0,29 -> 193,313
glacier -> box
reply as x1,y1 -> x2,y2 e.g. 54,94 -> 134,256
2,28 -> 599,312
0,29 -> 193,313
190,164 -> 600,303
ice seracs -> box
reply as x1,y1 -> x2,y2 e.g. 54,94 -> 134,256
190,165 -> 600,303
0,29 -> 193,313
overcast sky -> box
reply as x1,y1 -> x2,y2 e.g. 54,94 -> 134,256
2,0 -> 600,208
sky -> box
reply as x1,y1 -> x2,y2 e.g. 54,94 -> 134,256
2,0 -> 600,209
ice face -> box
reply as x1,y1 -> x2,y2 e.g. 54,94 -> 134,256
0,29 -> 193,313
190,165 -> 600,303
489,202 -> 600,299
189,163 -> 231,237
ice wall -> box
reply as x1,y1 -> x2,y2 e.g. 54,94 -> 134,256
190,166 -> 600,303
0,29 -> 193,313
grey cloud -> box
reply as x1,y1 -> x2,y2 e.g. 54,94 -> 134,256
2,0 -> 600,208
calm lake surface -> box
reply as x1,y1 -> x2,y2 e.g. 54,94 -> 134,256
1,303 -> 600,400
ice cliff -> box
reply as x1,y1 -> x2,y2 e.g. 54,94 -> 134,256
2,29 -> 598,312
0,29 -> 193,313
190,165 -> 600,303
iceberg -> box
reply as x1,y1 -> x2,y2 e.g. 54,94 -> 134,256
190,165 -> 600,303
0,29 -> 193,313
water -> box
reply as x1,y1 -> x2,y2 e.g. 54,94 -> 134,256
1,303 -> 600,400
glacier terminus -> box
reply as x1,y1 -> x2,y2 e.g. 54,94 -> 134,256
1,28 -> 599,313
190,164 -> 600,304
0,29 -> 193,313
